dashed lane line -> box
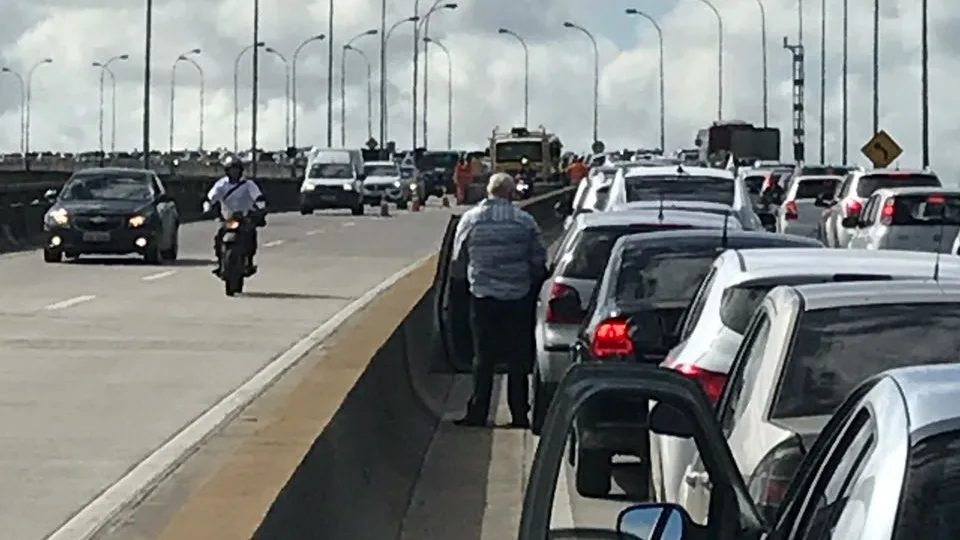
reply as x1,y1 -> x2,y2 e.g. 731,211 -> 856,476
44,295 -> 96,310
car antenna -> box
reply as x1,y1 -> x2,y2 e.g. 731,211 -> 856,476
657,190 -> 665,221
721,212 -> 730,249
934,196 -> 947,282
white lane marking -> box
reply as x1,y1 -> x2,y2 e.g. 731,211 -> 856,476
263,240 -> 285,248
141,270 -> 177,281
305,229 -> 325,236
552,457 -> 576,529
44,295 -> 96,311
46,252 -> 437,540
342,221 -> 355,227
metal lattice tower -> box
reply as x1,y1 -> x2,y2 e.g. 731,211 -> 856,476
783,37 -> 805,163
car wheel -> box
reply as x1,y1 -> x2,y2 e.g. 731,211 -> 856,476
300,207 -> 313,215
397,200 -> 408,210
531,372 -> 556,436
143,243 -> 163,265
43,248 -> 62,263
575,447 -> 612,498
351,203 -> 364,216
161,227 -> 179,261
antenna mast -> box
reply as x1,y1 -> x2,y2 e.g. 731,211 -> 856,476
657,191 -> 664,221
721,212 -> 730,248
933,196 -> 947,281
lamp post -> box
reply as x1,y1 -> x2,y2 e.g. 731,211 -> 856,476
754,0 -> 768,127
872,0 -> 879,135
233,41 -> 265,152
176,55 -> 205,150
264,47 -> 290,148
841,0 -> 848,162
25,58 -> 52,161
819,0 -> 826,162
345,45 -> 374,142
624,9 -> 664,152
1,67 -> 25,160
423,37 -> 452,149
325,0 -> 334,147
291,34 -> 325,149
93,54 -> 128,157
143,0 -> 153,168
419,2 -> 457,149
695,0 -> 724,120
251,0 -> 261,177
921,0 -> 929,166
380,16 -> 419,145
497,28 -> 528,127
169,48 -> 200,152
562,21 -> 599,143
341,29 -> 377,146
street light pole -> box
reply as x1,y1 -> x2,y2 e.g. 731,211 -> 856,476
871,0 -> 879,134
420,2 -> 457,149
169,48 -> 200,153
381,16 -> 420,145
326,0 -> 334,147
143,0 -> 153,168
497,29 -> 529,127
624,9 -> 665,152
1,68 -> 25,159
252,0 -> 260,177
25,59 -> 52,161
921,0 -> 929,166
562,22 -> 599,143
345,46 -> 374,141
264,47 -> 290,148
754,0 -> 768,127
233,42 -> 264,153
423,37 -> 452,149
93,54 -> 128,158
177,56 -> 205,150
696,0 -> 724,120
291,34 -> 325,150
341,29 -> 378,146
841,0 -> 848,162
819,0 -> 826,162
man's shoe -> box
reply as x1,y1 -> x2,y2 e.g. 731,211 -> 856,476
453,415 -> 486,427
244,264 -> 258,277
510,418 -> 531,429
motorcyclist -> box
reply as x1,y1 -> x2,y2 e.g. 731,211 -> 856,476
203,155 -> 266,276
517,156 -> 534,181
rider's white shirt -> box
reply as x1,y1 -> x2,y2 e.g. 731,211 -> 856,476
205,176 -> 265,218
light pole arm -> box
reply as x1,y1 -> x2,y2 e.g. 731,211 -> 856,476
698,0 -> 724,119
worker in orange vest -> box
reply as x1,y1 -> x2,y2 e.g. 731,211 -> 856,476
455,155 -> 474,204
566,157 -> 588,185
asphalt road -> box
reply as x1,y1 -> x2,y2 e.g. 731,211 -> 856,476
0,201 -> 455,540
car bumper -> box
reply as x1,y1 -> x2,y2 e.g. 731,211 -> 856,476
363,186 -> 407,203
44,226 -> 161,254
300,190 -> 360,209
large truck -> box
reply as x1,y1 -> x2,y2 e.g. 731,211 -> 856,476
695,120 -> 780,167
489,126 -> 563,183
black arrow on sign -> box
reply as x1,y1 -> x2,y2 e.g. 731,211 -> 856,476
872,142 -> 889,162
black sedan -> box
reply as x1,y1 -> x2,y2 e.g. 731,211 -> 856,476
42,167 -> 180,264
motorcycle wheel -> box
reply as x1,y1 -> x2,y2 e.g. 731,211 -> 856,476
223,245 -> 245,296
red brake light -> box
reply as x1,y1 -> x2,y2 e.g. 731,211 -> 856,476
670,362 -> 727,403
845,200 -> 863,216
590,318 -> 633,358
545,283 -> 584,324
928,195 -> 946,204
879,199 -> 895,224
784,200 -> 798,219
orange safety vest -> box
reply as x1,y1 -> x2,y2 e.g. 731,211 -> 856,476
455,164 -> 473,184
567,163 -> 587,183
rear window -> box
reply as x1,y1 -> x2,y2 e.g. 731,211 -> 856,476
800,165 -> 852,177
772,303 -> 960,418
625,175 -> 734,205
795,177 -> 841,199
614,247 -> 718,303
894,429 -> 960,539
856,173 -> 941,197
888,194 -> 960,226
719,285 -> 771,334
744,175 -> 767,194
560,225 -> 691,279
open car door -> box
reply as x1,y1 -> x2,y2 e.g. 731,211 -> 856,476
432,214 -> 472,372
518,363 -> 765,540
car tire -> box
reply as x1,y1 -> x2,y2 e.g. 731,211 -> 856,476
397,200 -> 408,210
576,447 -> 612,498
351,203 -> 364,216
43,248 -> 62,263
143,243 -> 163,265
531,372 -> 556,436
300,207 -> 313,215
161,227 -> 179,261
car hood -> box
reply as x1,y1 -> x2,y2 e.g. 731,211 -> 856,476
364,176 -> 401,185
56,199 -> 152,216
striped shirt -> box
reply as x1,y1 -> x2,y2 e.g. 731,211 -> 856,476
451,197 -> 547,300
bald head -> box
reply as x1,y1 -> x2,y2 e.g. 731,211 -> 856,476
487,172 -> 516,200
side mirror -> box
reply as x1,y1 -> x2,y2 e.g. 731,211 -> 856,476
43,188 -> 58,202
616,502 -> 689,540
758,212 -> 776,232
841,216 -> 860,228
649,402 -> 693,438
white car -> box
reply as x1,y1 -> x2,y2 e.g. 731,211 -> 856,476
361,161 -> 412,209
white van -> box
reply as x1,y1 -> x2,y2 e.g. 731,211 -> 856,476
300,148 -> 365,215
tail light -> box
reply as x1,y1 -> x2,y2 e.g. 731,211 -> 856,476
748,438 -> 805,524
668,361 -> 727,404
590,318 -> 633,358
879,199 -> 895,224
545,283 -> 584,324
928,194 -> 946,204
784,200 -> 798,220
845,200 -> 863,216
762,174 -> 775,191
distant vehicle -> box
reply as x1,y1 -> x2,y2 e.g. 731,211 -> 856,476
776,175 -> 844,238
299,148 -> 365,216
694,120 -> 780,165
847,187 -> 960,252
361,161 -> 413,209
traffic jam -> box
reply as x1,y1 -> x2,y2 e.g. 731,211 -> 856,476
512,147 -> 960,539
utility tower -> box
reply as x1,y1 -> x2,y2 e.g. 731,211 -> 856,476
783,36 -> 805,163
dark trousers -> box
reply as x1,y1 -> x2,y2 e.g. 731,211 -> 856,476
465,295 -> 531,422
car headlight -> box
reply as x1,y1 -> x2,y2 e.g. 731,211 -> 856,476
225,219 -> 241,230
301,183 -> 315,192
409,182 -> 418,191
128,215 -> 147,227
393,181 -> 401,188
342,183 -> 353,191
46,208 -> 68,226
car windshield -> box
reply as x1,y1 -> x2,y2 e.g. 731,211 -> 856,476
856,173 -> 941,197
420,152 -> 458,169
743,174 -> 767,194
308,163 -> 353,178
888,194 -> 960,226
559,225 -> 691,279
364,164 -> 399,177
795,177 -> 841,199
400,168 -> 415,179
495,141 -> 543,162
624,175 -> 734,205
60,174 -> 153,201
615,247 -> 719,303
772,303 -> 960,418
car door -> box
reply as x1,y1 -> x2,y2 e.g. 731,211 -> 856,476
151,174 -> 175,249
825,175 -> 853,246
433,215 -> 472,373
847,194 -> 879,249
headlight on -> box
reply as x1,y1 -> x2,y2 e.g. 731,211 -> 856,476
46,208 -> 69,225
409,183 -> 418,191
393,181 -> 401,188
342,183 -> 353,191
128,215 -> 147,227
301,183 -> 315,192
225,220 -> 240,230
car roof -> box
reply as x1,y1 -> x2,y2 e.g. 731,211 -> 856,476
789,279 -> 960,311
608,200 -> 733,212
364,161 -> 397,167
885,365 -> 960,437
871,186 -> 960,197
73,167 -> 151,175
853,168 -> 937,179
731,248 -> 960,275
618,229 -> 822,250
623,165 -> 734,179
575,209 -> 739,229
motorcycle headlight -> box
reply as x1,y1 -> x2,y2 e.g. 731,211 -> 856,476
393,181 -> 401,188
128,215 -> 147,227
46,208 -> 69,226
301,183 -> 315,192
342,183 -> 353,191
409,183 -> 418,191
225,220 -> 240,230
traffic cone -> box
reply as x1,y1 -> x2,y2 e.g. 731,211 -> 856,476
380,196 -> 390,217
412,197 -> 421,212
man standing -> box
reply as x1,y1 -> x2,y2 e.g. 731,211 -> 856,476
450,173 -> 547,428
454,155 -> 474,204
566,156 -> 588,185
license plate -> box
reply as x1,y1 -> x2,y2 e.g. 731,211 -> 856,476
82,231 -> 111,242
320,195 -> 338,201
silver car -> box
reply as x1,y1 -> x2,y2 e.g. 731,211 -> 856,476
776,175 -> 843,238
676,280 -> 960,526
846,187 -> 960,252
817,168 -> 941,248
608,200 -> 749,229
650,248 -> 960,507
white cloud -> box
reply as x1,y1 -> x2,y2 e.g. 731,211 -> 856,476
0,0 -> 955,175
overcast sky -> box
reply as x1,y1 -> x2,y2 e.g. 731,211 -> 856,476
0,0 -> 955,173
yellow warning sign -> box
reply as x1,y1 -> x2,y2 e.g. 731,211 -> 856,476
861,130 -> 903,168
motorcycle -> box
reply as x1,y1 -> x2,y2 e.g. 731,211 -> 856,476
219,210 -> 259,296
515,171 -> 533,200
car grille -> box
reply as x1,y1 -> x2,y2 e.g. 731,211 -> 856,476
312,185 -> 344,195
74,215 -> 125,231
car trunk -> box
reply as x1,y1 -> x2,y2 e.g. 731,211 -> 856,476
622,299 -> 689,362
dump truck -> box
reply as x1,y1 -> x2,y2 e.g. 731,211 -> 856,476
489,126 -> 563,183
695,120 -> 780,167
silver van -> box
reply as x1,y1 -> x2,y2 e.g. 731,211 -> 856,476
846,187 -> 960,252
299,148 -> 365,215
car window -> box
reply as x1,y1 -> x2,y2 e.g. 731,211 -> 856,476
837,176 -> 853,198
614,246 -> 718,304
893,429 -> 960,539
624,175 -> 734,205
744,174 -> 767,195
363,164 -> 399,176
859,194 -> 881,226
772,303 -> 960,418
720,312 -> 772,435
719,285 -> 772,334
550,228 -> 579,269
855,173 -> 941,197
557,225 -> 691,280
678,266 -> 719,340
308,163 -> 353,178
795,177 -> 842,199
887,193 -> 960,226
797,409 -> 876,539
60,173 -> 154,201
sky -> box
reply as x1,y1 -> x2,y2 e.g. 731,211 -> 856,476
0,0 -> 955,175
